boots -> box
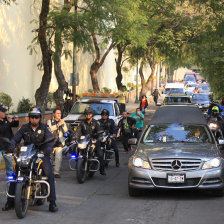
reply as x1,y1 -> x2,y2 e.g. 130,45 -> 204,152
49,201 -> 58,212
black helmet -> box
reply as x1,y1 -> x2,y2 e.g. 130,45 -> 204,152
29,107 -> 41,117
84,107 -> 94,115
0,104 -> 7,112
101,109 -> 109,116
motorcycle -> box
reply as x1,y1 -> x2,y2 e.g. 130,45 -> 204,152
72,134 -> 100,184
99,131 -> 114,167
208,117 -> 224,141
1,137 -> 54,219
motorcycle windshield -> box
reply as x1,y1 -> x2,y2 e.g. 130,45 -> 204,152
19,144 -> 36,160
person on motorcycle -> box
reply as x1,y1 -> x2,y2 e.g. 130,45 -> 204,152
75,107 -> 106,175
207,106 -> 224,136
207,102 -> 223,116
2,107 -> 58,212
98,109 -> 120,167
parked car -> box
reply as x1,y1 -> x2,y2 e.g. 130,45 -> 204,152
163,93 -> 192,105
64,97 -> 122,131
191,93 -> 211,111
128,105 -> 224,196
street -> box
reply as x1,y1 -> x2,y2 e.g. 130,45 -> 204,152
0,104 -> 224,224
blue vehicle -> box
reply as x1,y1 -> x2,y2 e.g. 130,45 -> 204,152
184,72 -> 197,84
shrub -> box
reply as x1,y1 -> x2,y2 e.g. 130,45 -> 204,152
0,92 -> 13,110
102,87 -> 112,94
17,98 -> 33,113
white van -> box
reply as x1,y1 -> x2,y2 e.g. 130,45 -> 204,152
164,83 -> 185,95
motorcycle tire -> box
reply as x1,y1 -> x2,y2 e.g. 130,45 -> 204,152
15,182 -> 29,219
77,158 -> 87,184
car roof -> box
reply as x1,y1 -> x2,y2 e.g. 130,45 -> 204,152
149,105 -> 207,125
166,93 -> 190,97
78,98 -> 117,104
165,83 -> 184,88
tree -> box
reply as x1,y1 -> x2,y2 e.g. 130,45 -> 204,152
34,0 -> 52,115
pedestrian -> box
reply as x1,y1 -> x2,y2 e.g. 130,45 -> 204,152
47,108 -> 68,178
139,95 -> 148,114
118,111 -> 136,153
0,104 -> 19,176
117,85 -> 128,113
152,89 -> 160,105
131,108 -> 144,135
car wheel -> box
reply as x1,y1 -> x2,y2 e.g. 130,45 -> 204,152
128,185 -> 141,197
213,188 -> 224,197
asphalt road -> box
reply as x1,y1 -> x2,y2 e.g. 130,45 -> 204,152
1,105 -> 224,224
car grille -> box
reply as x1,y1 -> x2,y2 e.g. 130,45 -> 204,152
151,158 -> 202,171
152,177 -> 201,187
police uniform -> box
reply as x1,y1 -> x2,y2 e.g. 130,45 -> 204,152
8,122 -> 56,203
76,119 -> 105,173
98,118 -> 119,166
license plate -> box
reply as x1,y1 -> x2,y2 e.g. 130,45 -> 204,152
20,146 -> 27,152
167,174 -> 185,183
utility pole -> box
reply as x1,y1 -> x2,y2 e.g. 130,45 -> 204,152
135,55 -> 139,103
72,2 -> 78,103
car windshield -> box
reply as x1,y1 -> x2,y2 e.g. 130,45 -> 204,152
185,76 -> 196,82
192,94 -> 210,101
165,88 -> 184,94
70,102 -> 114,115
201,85 -> 210,90
165,97 -> 191,104
142,123 -> 212,143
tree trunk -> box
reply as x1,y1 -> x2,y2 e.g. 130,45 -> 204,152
35,0 -> 51,115
53,1 -> 73,111
115,44 -> 123,90
90,33 -> 116,93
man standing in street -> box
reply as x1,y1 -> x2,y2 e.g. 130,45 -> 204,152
152,89 -> 160,105
0,104 -> 19,176
47,108 -> 68,178
118,85 -> 128,113
131,107 -> 144,136
118,111 -> 136,153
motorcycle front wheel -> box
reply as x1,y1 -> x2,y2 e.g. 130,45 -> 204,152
77,158 -> 87,184
15,182 -> 29,219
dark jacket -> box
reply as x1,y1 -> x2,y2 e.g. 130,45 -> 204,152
8,122 -> 54,156
0,117 -> 19,151
98,118 -> 118,135
118,117 -> 136,135
75,119 -> 102,139
140,99 -> 148,109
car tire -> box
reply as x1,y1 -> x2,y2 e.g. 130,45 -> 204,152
213,188 -> 224,197
128,185 -> 141,197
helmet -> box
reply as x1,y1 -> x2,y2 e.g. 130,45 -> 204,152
212,106 -> 219,113
101,109 -> 109,116
0,104 -> 7,112
84,107 -> 94,115
29,107 -> 41,117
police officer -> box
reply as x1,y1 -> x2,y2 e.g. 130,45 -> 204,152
0,104 -> 19,176
75,107 -> 106,175
2,107 -> 58,212
98,109 -> 120,167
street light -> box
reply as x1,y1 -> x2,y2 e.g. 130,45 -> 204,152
135,56 -> 139,103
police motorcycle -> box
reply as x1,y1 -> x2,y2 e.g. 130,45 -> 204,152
1,137 -> 54,219
98,130 -> 114,167
208,117 -> 224,141
71,132 -> 103,184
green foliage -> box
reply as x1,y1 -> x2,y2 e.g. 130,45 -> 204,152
0,92 -> 13,110
88,89 -> 93,93
127,82 -> 135,91
17,98 -> 33,113
102,87 -> 112,94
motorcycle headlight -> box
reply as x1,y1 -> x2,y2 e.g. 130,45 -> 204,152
209,123 -> 218,130
202,158 -> 221,170
78,143 -> 87,150
133,157 -> 151,169
101,137 -> 107,143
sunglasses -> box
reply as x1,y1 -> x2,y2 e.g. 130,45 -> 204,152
101,114 -> 108,116
30,115 -> 40,119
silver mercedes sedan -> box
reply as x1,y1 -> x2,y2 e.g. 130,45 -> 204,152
128,105 -> 224,196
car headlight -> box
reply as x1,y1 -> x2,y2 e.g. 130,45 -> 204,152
133,157 -> 151,169
202,158 -> 221,170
